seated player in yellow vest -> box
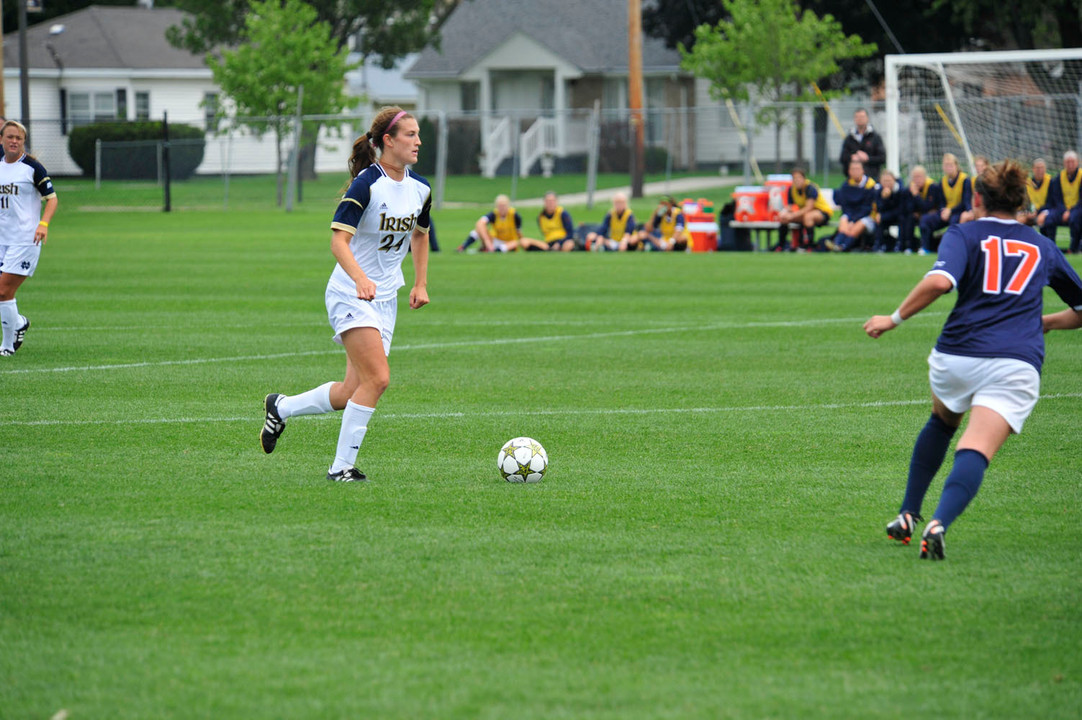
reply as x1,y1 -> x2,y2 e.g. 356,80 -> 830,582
825,158 -> 878,252
1043,150 -> 1082,253
918,153 -> 971,255
898,165 -> 935,253
584,192 -> 637,252
776,167 -> 832,251
518,192 -> 576,252
1019,158 -> 1052,229
457,194 -> 522,252
627,197 -> 687,251
872,169 -> 906,252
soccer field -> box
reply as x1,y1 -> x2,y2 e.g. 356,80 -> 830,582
2,200 -> 1081,718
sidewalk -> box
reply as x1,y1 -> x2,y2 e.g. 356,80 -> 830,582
443,175 -> 738,208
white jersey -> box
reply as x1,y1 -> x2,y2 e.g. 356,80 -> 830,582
0,154 -> 56,247
328,163 -> 431,302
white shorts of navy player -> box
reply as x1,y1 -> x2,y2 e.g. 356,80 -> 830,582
864,160 -> 1082,559
259,107 -> 431,482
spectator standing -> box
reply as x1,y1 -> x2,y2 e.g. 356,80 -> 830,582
839,108 -> 886,178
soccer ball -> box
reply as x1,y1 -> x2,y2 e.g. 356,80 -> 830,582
497,437 -> 548,483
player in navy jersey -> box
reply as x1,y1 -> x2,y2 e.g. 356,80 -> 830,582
0,121 -> 58,356
259,107 -> 431,482
864,160 -> 1082,559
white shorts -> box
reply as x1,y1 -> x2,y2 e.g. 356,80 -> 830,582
928,349 -> 1040,434
493,239 -> 510,252
0,244 -> 41,277
325,284 -> 397,355
843,216 -> 877,233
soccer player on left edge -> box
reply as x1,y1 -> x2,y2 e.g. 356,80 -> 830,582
0,120 -> 58,357
260,107 -> 430,482
863,160 -> 1082,560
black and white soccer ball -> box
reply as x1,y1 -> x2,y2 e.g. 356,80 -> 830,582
497,437 -> 548,483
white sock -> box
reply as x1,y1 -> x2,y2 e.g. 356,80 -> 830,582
276,382 -> 335,419
469,230 -> 480,240
0,299 -> 18,351
329,401 -> 374,474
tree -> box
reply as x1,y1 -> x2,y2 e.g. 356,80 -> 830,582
208,0 -> 356,205
168,0 -> 457,68
680,0 -> 876,170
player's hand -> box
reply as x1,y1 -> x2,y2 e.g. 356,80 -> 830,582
355,277 -> 377,301
940,208 -> 951,222
856,150 -> 869,162
1063,211 -> 1070,223
409,285 -> 429,309
34,224 -> 48,245
863,315 -> 897,339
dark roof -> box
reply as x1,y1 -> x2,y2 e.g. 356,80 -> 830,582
406,0 -> 683,78
2,6 -> 206,71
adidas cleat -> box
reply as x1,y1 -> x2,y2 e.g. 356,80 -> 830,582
327,467 -> 367,482
0,349 -> 13,357
13,318 -> 29,351
920,520 -> 946,560
887,511 -> 922,546
260,393 -> 286,454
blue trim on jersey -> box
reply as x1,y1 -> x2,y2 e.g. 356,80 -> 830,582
931,217 -> 1082,371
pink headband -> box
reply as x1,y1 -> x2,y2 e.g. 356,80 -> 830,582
385,110 -> 408,133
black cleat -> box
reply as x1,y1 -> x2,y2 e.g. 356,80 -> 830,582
13,318 -> 29,351
260,393 -> 286,454
887,511 -> 923,546
920,520 -> 946,560
327,467 -> 367,482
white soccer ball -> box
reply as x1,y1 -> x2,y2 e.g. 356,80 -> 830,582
497,437 -> 548,483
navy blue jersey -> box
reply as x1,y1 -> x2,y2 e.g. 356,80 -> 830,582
930,217 -> 1082,371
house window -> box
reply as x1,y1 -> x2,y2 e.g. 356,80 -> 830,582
116,89 -> 128,120
602,78 -> 626,111
460,82 -> 479,113
203,92 -> 219,131
67,91 -> 117,130
135,92 -> 150,120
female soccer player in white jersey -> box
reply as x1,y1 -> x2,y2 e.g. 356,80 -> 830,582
864,160 -> 1082,560
260,107 -> 431,481
0,120 -> 58,356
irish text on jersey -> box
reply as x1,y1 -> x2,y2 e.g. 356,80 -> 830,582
0,183 -> 20,195
378,212 -> 417,233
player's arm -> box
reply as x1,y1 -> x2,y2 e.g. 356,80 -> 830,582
330,229 -> 375,300
561,211 -> 574,241
35,195 -> 58,245
864,273 -> 953,339
409,226 -> 429,309
1043,308 -> 1082,331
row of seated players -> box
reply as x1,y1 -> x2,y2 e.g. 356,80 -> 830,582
777,150 -> 1082,254
457,192 -> 691,253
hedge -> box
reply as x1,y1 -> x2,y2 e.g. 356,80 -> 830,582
68,121 -> 206,180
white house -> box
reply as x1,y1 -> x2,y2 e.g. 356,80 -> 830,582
405,0 -> 699,176
1,5 -> 345,176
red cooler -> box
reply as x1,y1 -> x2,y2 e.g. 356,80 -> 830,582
732,186 -> 769,222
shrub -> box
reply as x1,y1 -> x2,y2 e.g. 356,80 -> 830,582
68,121 -> 206,180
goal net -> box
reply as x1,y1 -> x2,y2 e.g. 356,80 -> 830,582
885,49 -> 1082,174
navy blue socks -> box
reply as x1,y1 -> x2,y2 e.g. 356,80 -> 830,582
933,449 -> 990,530
900,413 -> 957,516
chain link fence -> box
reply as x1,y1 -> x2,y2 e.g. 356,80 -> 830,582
23,100 -> 884,212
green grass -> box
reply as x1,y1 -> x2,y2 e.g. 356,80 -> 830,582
1,199 -> 1081,719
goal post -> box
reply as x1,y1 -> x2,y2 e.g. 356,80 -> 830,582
885,48 -> 1082,175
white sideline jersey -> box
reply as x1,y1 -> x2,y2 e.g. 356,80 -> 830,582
329,163 -> 431,302
0,154 -> 56,246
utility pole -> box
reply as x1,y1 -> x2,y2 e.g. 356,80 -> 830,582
19,0 -> 30,131
628,0 -> 644,198
1,0 -> 6,118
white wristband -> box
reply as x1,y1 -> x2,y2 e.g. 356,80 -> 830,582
890,309 -> 904,326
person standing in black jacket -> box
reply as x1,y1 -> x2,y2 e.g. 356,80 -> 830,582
839,108 -> 886,178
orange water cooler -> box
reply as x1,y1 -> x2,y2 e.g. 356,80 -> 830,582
765,174 -> 793,220
680,198 -> 719,252
732,186 -> 770,222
